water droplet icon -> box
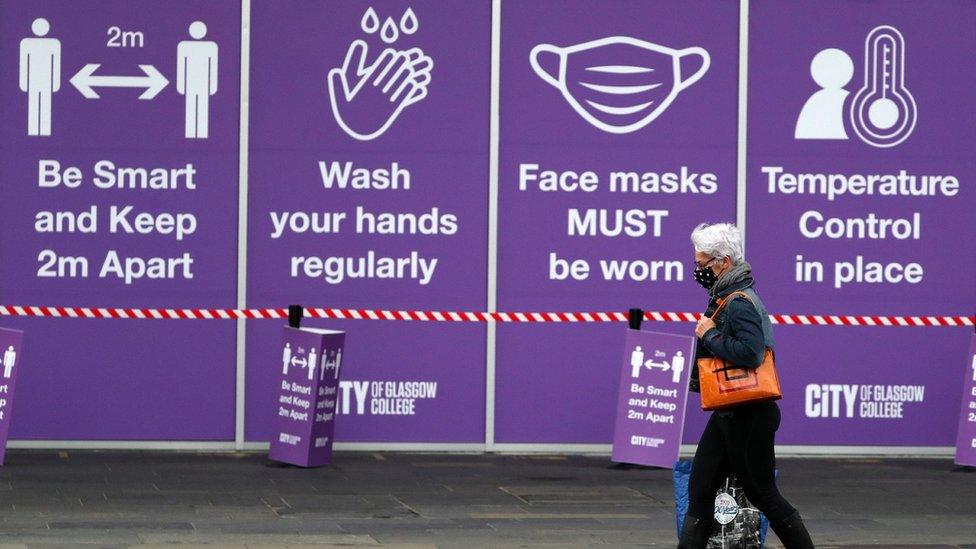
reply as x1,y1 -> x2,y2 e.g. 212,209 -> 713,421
380,17 -> 399,43
400,8 -> 418,35
361,7 -> 379,34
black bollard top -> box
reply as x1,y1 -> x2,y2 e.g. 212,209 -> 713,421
628,308 -> 643,330
288,304 -> 303,328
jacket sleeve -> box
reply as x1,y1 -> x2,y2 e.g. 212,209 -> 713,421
700,297 -> 765,368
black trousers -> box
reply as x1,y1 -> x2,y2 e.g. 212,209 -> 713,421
687,401 -> 796,524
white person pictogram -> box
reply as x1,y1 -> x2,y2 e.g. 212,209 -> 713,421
630,346 -> 645,378
282,343 -> 292,375
2,346 -> 16,379
177,21 -> 218,139
19,18 -> 61,137
307,347 -> 317,381
795,48 -> 853,139
670,351 -> 685,384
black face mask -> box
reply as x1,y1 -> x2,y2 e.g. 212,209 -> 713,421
693,265 -> 718,290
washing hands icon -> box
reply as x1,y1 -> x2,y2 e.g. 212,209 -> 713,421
328,39 -> 433,141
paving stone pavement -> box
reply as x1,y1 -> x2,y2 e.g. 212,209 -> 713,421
0,451 -> 974,547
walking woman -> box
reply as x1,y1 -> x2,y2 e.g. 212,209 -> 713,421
678,223 -> 814,549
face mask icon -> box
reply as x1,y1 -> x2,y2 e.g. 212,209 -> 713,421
530,36 -> 710,134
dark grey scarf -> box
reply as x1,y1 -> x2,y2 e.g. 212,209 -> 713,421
709,261 -> 753,298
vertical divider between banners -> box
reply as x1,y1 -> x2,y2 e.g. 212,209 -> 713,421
235,0 -> 252,450
737,0 -> 749,248
485,0 -> 502,451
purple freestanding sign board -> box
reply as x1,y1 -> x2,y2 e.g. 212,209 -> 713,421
747,1 -> 976,446
269,327 -> 344,468
497,0 -> 738,443
246,1 -> 490,444
955,336 -> 976,467
0,328 -> 24,466
612,330 -> 693,468
0,2 -> 240,440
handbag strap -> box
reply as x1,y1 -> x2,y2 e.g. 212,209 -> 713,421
709,291 -> 753,320
707,291 -> 775,366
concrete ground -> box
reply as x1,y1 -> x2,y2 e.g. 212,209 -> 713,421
0,451 -> 973,548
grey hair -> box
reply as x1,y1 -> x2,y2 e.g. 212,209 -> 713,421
691,223 -> 744,264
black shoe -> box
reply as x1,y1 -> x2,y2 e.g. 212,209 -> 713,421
770,511 -> 815,549
677,514 -> 711,549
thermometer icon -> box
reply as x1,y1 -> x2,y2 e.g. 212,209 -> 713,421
850,26 -> 917,148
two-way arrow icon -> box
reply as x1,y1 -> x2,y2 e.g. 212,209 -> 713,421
644,360 -> 671,372
70,64 -> 169,100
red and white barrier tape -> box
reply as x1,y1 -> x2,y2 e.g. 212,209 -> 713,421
0,306 -> 972,327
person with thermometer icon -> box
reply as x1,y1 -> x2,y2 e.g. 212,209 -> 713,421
796,25 -> 916,148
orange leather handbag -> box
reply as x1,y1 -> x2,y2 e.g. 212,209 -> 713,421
697,291 -> 782,411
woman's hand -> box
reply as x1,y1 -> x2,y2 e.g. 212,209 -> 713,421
695,317 -> 716,338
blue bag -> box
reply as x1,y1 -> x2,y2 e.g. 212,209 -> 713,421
673,460 -> 772,547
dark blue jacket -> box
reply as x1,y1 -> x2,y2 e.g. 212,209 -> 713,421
690,277 -> 773,392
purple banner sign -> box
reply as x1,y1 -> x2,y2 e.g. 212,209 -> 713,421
955,336 -> 976,467
496,0 -> 738,443
0,328 -> 25,466
746,0 -> 976,446
246,1 -> 490,443
612,329 -> 693,467
0,1 -> 240,440
269,327 -> 344,467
